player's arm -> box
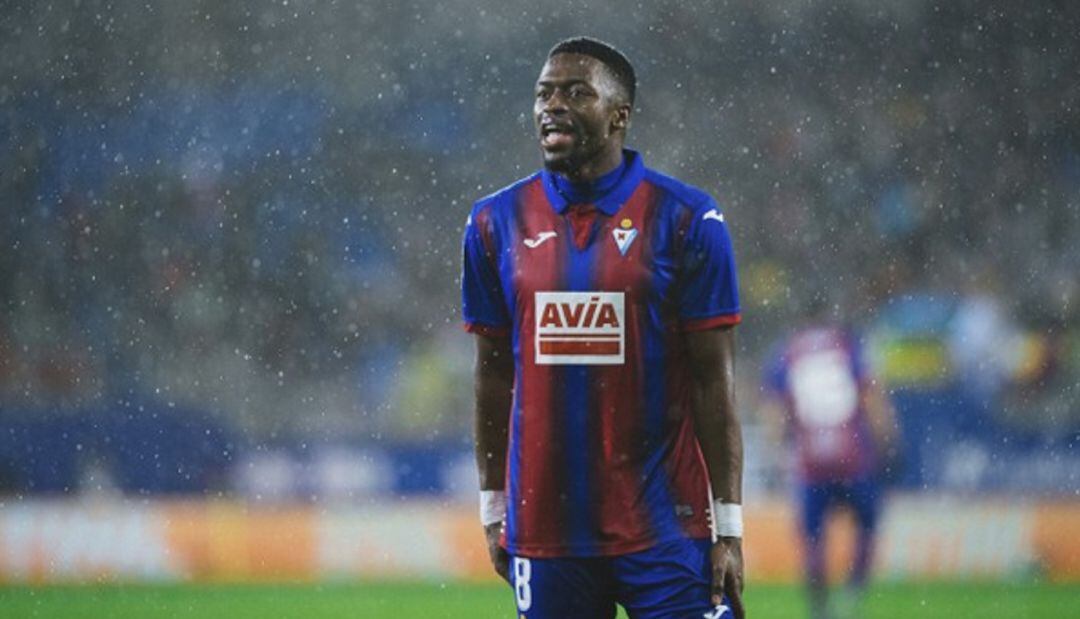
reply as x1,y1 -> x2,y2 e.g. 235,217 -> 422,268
474,331 -> 513,583
462,202 -> 514,582
863,377 -> 899,466
758,393 -> 787,452
686,326 -> 745,619
759,352 -> 791,472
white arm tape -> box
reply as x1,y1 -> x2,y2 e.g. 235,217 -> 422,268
711,501 -> 743,539
479,490 -> 507,526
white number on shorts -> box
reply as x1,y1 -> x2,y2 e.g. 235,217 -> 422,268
704,604 -> 731,619
513,557 -> 532,611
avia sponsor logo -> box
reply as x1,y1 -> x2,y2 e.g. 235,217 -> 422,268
534,292 -> 625,365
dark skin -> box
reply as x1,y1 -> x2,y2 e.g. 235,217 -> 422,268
687,327 -> 746,618
475,332 -> 513,583
474,51 -> 745,618
534,52 -> 630,181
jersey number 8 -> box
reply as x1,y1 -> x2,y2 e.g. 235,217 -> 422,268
513,557 -> 532,611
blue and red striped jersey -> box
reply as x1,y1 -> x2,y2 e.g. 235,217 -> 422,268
462,150 -> 741,558
764,326 -> 878,483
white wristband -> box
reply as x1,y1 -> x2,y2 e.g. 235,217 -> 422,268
479,490 -> 507,526
711,501 -> 743,539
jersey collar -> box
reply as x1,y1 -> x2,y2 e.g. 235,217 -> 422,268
541,149 -> 646,216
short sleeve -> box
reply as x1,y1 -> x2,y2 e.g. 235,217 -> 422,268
679,200 -> 742,331
461,205 -> 511,335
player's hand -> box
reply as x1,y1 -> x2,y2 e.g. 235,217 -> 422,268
710,536 -> 745,619
484,522 -> 511,583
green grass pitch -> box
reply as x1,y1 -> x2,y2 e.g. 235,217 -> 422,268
0,581 -> 1076,618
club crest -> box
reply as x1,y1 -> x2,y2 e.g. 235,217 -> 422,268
612,224 -> 638,256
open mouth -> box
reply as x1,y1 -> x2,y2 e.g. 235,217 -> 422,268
540,123 -> 575,149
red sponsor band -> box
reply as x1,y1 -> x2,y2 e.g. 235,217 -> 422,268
538,341 -> 621,355
538,333 -> 620,339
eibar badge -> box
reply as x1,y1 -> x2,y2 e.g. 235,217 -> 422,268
612,218 -> 637,256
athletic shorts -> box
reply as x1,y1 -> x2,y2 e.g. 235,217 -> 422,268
800,476 -> 881,540
509,537 -> 733,619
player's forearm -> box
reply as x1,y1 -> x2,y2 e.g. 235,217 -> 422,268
864,380 -> 898,452
687,327 -> 743,505
759,398 -> 788,450
474,334 -> 514,490
475,385 -> 511,490
695,380 -> 743,505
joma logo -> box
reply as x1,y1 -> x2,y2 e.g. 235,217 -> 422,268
535,292 -> 624,365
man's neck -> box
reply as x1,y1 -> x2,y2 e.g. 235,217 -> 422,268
562,145 -> 624,184
553,150 -> 628,206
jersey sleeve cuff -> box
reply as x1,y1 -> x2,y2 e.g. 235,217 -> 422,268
680,312 -> 742,332
462,322 -> 511,337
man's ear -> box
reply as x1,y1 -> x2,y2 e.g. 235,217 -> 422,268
612,104 -> 631,131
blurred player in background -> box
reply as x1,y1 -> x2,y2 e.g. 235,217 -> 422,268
463,37 -> 745,618
761,300 -> 898,619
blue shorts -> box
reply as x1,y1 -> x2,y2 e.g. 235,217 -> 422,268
800,476 -> 881,540
509,537 -> 733,619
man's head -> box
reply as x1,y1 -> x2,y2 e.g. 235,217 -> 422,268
535,37 -> 636,179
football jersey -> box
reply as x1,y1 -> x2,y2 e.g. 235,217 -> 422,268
462,150 -> 741,558
765,326 -> 878,483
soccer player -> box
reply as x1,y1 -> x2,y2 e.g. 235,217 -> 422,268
761,307 -> 897,619
462,37 -> 745,618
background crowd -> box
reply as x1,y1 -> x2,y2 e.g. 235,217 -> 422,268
1,0 -> 1077,500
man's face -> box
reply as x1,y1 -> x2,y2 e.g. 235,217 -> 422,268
534,53 -> 628,175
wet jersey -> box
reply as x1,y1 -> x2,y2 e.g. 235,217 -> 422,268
462,150 -> 741,557
765,326 -> 878,483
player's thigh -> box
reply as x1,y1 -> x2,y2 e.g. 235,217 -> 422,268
613,537 -> 733,619
844,477 -> 882,532
799,481 -> 832,540
508,554 -> 616,619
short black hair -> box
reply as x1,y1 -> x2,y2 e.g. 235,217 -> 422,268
548,37 -> 636,105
